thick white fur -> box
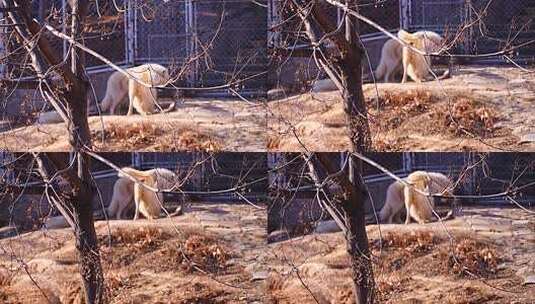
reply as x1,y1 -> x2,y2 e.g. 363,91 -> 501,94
99,70 -> 129,115
374,30 -> 443,83
398,30 -> 443,83
118,167 -> 178,220
379,171 -> 452,224
100,63 -> 170,115
378,179 -> 406,224
404,171 -> 452,224
106,177 -> 134,220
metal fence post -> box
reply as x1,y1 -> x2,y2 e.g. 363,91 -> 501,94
185,0 -> 196,86
125,0 -> 135,65
400,0 -> 411,29
132,152 -> 141,168
0,10 -> 4,78
403,152 -> 413,173
267,0 -> 280,48
62,0 -> 67,57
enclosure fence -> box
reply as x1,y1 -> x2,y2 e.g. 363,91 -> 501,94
0,0 -> 267,96
131,0 -> 267,95
268,0 -> 535,60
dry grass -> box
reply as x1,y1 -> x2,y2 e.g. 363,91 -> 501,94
368,90 -> 436,131
370,232 -> 501,279
368,90 -> 499,139
98,227 -> 230,275
440,238 -> 501,278
0,268 -> 12,303
371,231 -> 442,275
432,97 -> 499,137
91,123 -> 222,151
158,234 -> 230,274
371,231 -> 440,254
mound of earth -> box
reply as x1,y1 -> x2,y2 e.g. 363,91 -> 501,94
0,99 -> 266,152
268,67 -> 535,152
0,203 -> 268,303
264,207 -> 535,303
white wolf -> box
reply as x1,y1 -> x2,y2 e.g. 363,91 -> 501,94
99,63 -> 171,115
118,167 -> 178,220
374,30 -> 443,83
378,171 -> 452,224
106,177 -> 135,220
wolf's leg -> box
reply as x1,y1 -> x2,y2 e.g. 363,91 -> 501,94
401,49 -> 409,84
116,200 -> 126,220
133,184 -> 141,220
394,212 -> 403,224
127,80 -> 135,116
404,185 -> 412,224
384,70 -> 391,83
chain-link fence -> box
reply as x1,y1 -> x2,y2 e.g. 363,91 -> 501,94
470,1 -> 535,59
133,1 -> 190,65
84,1 -> 127,68
128,152 -> 266,201
1,0 -> 266,97
407,0 -> 535,60
132,0 -> 267,96
268,0 -> 400,46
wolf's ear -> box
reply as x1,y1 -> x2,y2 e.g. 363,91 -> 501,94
398,29 -> 416,42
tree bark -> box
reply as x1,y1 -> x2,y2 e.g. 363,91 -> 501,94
67,1 -> 105,303
4,0 -> 105,302
293,1 -> 375,302
314,153 -> 375,304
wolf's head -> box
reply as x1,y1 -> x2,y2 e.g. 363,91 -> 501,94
407,171 -> 432,193
146,64 -> 170,86
398,30 -> 444,54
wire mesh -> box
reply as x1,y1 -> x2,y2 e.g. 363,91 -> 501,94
469,0 -> 535,58
193,0 -> 267,94
133,0 -> 189,65
83,0 -> 127,67
407,0 -> 535,58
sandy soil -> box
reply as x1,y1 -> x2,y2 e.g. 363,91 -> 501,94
0,99 -> 266,152
268,67 -> 535,152
0,203 -> 268,303
265,207 -> 535,303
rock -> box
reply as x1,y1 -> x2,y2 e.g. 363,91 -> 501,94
267,88 -> 288,100
36,111 -> 63,124
267,229 -> 290,243
519,133 -> 535,144
0,226 -> 18,239
524,275 -> 535,285
251,271 -> 269,281
311,78 -> 337,93
43,216 -> 69,229
314,220 -> 342,234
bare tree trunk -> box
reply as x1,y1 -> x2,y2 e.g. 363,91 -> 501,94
294,1 -> 375,302
314,153 -> 374,304
68,1 -> 105,302
4,0 -> 105,302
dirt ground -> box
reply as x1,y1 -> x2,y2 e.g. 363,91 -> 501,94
0,203 -> 268,303
268,66 -> 535,152
0,98 -> 266,152
265,207 -> 535,303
